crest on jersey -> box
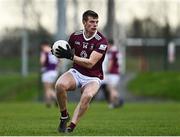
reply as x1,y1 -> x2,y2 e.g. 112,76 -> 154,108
80,50 -> 88,58
99,44 -> 107,50
90,44 -> 94,50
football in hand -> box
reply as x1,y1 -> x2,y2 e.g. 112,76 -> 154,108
52,40 -> 71,57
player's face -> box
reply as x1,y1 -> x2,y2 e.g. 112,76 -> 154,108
83,16 -> 98,34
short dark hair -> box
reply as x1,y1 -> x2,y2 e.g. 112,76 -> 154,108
40,40 -> 51,47
82,10 -> 98,21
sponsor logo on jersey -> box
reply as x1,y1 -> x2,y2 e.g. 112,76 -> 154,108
75,41 -> 80,45
99,44 -> 107,50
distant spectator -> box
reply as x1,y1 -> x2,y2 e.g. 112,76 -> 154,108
40,41 -> 59,107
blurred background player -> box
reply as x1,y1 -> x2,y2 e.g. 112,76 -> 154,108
101,39 -> 124,108
40,41 -> 59,107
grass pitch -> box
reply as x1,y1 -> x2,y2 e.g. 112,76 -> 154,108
0,101 -> 179,136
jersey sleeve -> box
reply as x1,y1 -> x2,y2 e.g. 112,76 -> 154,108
94,39 -> 108,54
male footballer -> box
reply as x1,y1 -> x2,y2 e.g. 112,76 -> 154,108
52,10 -> 108,133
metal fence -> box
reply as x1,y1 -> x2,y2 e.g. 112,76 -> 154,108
125,38 -> 180,72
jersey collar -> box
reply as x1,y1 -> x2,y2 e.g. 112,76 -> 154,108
83,29 -> 97,41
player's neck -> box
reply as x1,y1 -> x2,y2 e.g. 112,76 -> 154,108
84,31 -> 94,38
83,30 -> 97,41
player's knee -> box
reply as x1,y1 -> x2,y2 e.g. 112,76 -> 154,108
83,92 -> 94,100
80,94 -> 92,107
55,81 -> 67,93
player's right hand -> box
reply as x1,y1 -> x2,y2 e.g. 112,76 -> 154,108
55,45 -> 74,60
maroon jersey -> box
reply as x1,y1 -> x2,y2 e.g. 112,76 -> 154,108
107,46 -> 120,74
68,30 -> 108,79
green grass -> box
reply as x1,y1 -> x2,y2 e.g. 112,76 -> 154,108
0,102 -> 180,136
0,73 -> 40,101
0,57 -> 21,72
0,56 -> 39,73
128,71 -> 180,100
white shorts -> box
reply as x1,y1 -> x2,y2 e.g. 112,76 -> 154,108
104,74 -> 120,87
42,70 -> 58,83
68,68 -> 101,88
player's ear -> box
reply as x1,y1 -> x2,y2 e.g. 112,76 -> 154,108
82,20 -> 86,25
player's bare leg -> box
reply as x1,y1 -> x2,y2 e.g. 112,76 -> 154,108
66,81 -> 100,132
55,72 -> 76,132
44,83 -> 55,107
49,83 -> 57,107
109,85 -> 124,108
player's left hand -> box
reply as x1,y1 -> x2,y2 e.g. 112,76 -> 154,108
55,45 -> 74,60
